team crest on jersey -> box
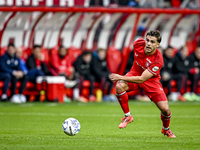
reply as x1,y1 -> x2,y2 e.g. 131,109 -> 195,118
152,66 -> 159,71
14,60 -> 18,65
7,60 -> 10,64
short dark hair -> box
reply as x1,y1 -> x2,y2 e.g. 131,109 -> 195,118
33,45 -> 41,49
59,45 -> 66,51
166,45 -> 173,50
82,50 -> 92,56
180,45 -> 188,51
8,43 -> 15,48
146,30 -> 162,43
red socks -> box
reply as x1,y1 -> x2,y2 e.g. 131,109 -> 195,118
116,91 -> 130,114
117,90 -> 171,129
161,111 -> 171,130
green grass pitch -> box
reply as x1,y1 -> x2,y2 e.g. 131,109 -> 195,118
0,101 -> 200,150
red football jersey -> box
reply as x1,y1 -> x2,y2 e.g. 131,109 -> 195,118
130,38 -> 163,81
51,53 -> 73,76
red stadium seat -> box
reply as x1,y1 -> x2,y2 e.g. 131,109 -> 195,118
106,46 -> 122,74
21,47 -> 32,61
67,46 -> 82,63
82,80 -> 91,87
186,39 -> 195,56
119,47 -> 132,75
0,46 -> 7,56
50,45 -> 59,56
26,82 -> 35,88
0,81 -> 3,88
82,80 -> 100,88
171,0 -> 181,7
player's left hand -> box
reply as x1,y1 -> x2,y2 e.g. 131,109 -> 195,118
109,73 -> 123,81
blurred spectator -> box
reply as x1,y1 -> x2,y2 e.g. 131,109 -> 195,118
73,51 -> 97,102
171,45 -> 189,101
128,0 -> 140,7
88,0 -> 198,8
16,47 -> 44,83
26,45 -> 52,76
187,0 -> 198,8
51,46 -> 77,87
160,46 -> 174,97
118,0 -> 129,6
163,0 -> 172,8
51,46 -> 86,102
142,0 -> 154,7
141,0 -> 172,8
0,44 -> 28,103
92,48 -> 116,101
184,47 -> 200,101
90,0 -> 119,7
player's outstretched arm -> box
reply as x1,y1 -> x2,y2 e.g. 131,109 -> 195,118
109,69 -> 153,83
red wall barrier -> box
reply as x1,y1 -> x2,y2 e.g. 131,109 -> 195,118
0,7 -> 200,14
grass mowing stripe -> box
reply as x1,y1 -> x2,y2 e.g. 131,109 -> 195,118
0,112 -> 200,118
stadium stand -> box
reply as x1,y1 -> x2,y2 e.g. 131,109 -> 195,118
0,0 -> 200,102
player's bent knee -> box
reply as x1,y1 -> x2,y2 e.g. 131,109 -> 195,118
116,81 -> 128,93
162,108 -> 171,116
115,82 -> 122,92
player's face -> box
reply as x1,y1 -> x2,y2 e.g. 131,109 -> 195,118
33,47 -> 41,59
16,48 -> 23,58
145,35 -> 160,55
98,50 -> 106,60
180,46 -> 188,59
165,48 -> 174,58
59,47 -> 67,57
7,46 -> 16,57
83,54 -> 92,63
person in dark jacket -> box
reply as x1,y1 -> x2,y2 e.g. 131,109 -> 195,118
73,51 -> 96,102
160,46 -> 174,96
171,45 -> 189,101
184,46 -> 200,101
16,47 -> 44,83
92,48 -> 116,101
26,45 -> 51,76
0,43 -> 28,103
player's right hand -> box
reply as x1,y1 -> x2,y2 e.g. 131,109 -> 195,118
109,73 -> 122,81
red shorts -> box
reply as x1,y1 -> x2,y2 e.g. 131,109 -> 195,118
125,72 -> 167,103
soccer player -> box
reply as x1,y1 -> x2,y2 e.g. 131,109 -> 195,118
109,30 -> 176,138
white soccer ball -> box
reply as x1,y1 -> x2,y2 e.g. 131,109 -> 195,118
62,118 -> 81,136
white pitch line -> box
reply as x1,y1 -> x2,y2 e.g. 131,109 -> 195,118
0,112 -> 200,118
